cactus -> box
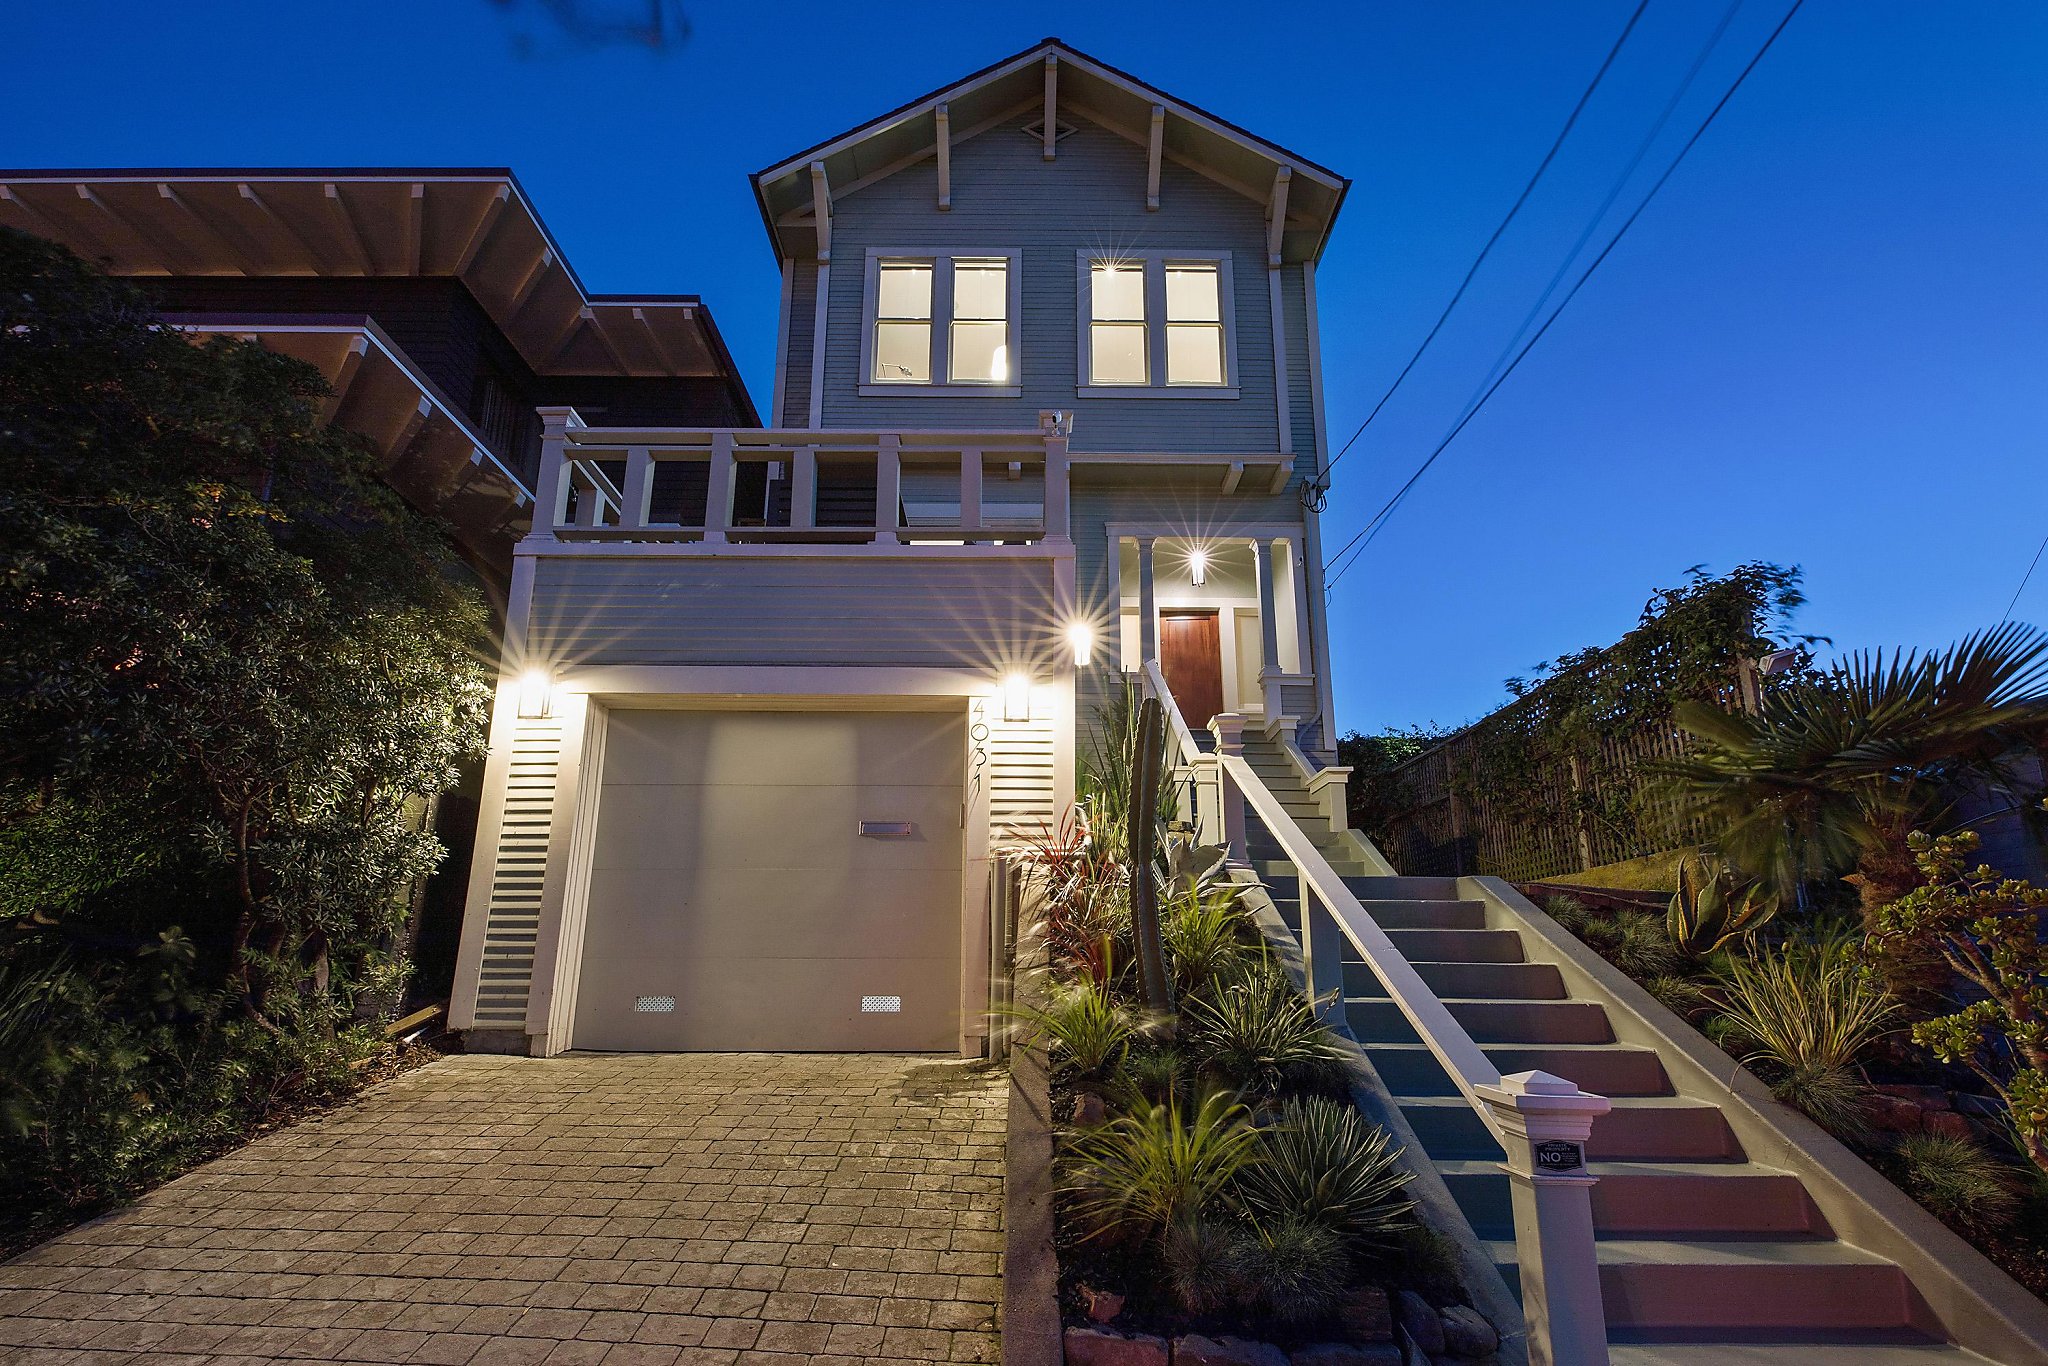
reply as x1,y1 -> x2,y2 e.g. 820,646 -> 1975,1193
1668,854 -> 1779,958
1128,695 -> 1174,1012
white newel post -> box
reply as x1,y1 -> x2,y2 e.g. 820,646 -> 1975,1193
703,431 -> 735,543
1474,1071 -> 1614,1366
533,406 -> 585,537
1137,537 -> 1159,665
875,434 -> 902,545
1210,713 -> 1248,862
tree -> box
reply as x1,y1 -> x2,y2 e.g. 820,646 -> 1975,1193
1873,830 -> 2048,1174
1659,624 -> 2048,912
0,226 -> 491,1215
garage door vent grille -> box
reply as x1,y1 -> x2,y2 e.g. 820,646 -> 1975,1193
861,995 -> 903,1014
634,995 -> 677,1013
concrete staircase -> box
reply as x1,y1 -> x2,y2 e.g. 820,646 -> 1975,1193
1237,732 -> 1991,1364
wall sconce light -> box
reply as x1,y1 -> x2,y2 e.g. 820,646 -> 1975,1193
1002,672 -> 1032,723
1188,548 -> 1209,586
517,667 -> 555,719
1066,623 -> 1094,667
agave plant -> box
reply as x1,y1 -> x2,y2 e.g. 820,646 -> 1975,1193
1658,623 -> 2048,910
1235,1096 -> 1415,1252
1667,854 -> 1780,958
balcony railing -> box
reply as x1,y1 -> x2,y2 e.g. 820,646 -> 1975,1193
530,410 -> 1072,549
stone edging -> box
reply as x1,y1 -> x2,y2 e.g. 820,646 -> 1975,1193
1003,930 -> 1065,1366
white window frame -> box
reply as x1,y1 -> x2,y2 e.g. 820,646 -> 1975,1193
859,247 -> 1023,398
1075,250 -> 1240,399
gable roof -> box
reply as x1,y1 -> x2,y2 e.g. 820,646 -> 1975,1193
751,38 -> 1349,265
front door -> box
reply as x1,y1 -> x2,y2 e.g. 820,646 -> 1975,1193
1159,611 -> 1225,726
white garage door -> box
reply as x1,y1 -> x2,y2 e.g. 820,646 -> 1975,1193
571,707 -> 964,1051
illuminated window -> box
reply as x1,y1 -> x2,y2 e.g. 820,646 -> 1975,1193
1165,263 -> 1224,384
1089,260 -> 1147,385
1078,253 -> 1234,393
950,259 -> 1010,383
871,260 -> 933,383
863,250 -> 1021,393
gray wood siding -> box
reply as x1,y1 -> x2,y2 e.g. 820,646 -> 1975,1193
527,554 -> 1062,669
781,259 -> 819,427
791,112 -> 1302,456
1281,268 -> 1321,477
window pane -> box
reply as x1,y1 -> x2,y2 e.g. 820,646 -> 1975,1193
1091,261 -> 1145,321
950,321 -> 1009,383
1165,263 -> 1220,322
873,320 -> 930,382
1091,321 -> 1147,384
953,260 -> 1007,321
877,262 -> 932,320
1167,323 -> 1224,384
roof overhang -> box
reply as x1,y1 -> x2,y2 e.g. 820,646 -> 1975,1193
751,38 -> 1349,265
0,169 -> 749,396
170,313 -> 533,568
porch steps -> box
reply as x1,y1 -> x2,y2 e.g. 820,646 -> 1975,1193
1234,731 -> 1989,1362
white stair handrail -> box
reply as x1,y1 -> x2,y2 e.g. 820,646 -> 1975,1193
1217,749 -> 1509,1139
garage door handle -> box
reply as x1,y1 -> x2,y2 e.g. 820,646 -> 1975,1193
859,821 -> 914,837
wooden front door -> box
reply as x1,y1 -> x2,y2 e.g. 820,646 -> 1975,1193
1159,611 -> 1225,726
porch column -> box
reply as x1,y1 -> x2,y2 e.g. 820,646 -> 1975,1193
1253,538 -> 1282,679
703,431 -> 735,543
875,434 -> 902,545
1288,538 -> 1314,675
1137,536 -> 1158,665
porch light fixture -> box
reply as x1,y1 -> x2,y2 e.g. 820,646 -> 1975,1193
1187,548 -> 1209,586
516,667 -> 555,719
1066,623 -> 1094,667
1002,672 -> 1032,723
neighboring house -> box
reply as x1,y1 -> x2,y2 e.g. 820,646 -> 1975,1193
0,169 -> 755,579
441,38 -> 1352,1058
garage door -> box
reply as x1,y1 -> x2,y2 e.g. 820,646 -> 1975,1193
571,707 -> 964,1051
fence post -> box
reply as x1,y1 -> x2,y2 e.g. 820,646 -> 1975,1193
1475,1071 -> 1613,1366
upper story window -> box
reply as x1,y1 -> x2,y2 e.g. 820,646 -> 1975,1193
1077,252 -> 1238,397
861,249 -> 1022,397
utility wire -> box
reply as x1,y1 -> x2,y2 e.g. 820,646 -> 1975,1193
2002,531 -> 2048,622
1313,0 -> 1651,489
1470,0 -> 1745,401
1323,0 -> 1805,592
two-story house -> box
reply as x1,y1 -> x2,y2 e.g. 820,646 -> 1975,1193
448,39 -> 1352,1057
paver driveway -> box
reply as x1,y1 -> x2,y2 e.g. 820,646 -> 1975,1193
0,1052 -> 1006,1364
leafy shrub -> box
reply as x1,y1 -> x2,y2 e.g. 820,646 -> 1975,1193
1160,1216 -> 1249,1316
1014,977 -> 1135,1081
1873,831 -> 2048,1173
1061,1090 -> 1259,1243
1236,1097 -> 1414,1252
1712,932 -> 1901,1138
1116,1046 -> 1188,1109
1895,1133 -> 2022,1232
1234,1213 -> 1351,1324
1162,883 -> 1249,994
1184,960 -> 1347,1101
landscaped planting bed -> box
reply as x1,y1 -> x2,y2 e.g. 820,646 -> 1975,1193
1012,816 -> 1501,1366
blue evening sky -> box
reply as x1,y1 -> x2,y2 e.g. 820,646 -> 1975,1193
6,2 -> 2044,736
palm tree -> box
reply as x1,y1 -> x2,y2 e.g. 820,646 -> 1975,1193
1659,623 -> 2048,915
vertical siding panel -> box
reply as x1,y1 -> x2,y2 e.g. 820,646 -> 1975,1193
471,718 -> 563,1026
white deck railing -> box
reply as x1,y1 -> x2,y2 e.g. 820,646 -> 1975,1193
531,412 -> 1071,549
1136,665 -> 1614,1366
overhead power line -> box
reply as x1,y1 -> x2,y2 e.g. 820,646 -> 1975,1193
1311,0 -> 1651,494
1323,0 -> 1806,592
2003,531 -> 2048,622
